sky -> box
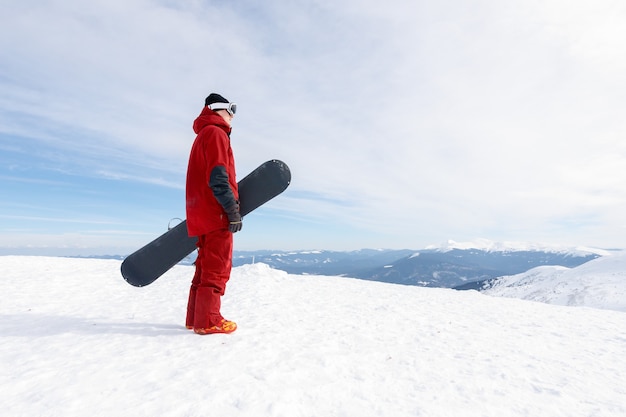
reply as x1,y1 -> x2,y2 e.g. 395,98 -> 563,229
1,0 -> 626,255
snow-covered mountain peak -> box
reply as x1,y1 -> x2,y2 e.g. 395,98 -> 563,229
482,250 -> 626,311
425,238 -> 611,256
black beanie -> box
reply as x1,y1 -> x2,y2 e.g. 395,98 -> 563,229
205,93 -> 229,106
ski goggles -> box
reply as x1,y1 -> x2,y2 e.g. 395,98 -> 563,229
209,102 -> 237,116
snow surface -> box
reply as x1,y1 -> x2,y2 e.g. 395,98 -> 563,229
1,255 -> 625,417
483,251 -> 626,312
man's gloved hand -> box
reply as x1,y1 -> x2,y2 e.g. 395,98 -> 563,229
225,203 -> 242,233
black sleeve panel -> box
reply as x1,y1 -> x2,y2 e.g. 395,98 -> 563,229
209,165 -> 237,210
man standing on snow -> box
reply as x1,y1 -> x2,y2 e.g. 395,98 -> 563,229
185,93 -> 241,335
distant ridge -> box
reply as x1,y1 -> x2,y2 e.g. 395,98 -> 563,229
70,241 -> 609,289
425,238 -> 611,256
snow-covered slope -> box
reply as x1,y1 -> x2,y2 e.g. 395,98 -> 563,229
482,251 -> 626,312
1,256 -> 624,417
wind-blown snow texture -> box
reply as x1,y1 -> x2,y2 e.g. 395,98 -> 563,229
1,255 -> 624,417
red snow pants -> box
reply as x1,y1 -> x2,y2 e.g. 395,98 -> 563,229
185,229 -> 233,329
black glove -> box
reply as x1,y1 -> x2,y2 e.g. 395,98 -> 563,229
225,202 -> 242,233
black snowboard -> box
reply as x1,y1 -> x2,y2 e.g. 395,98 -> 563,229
121,159 -> 291,287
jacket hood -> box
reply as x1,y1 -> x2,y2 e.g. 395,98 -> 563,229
193,107 -> 232,135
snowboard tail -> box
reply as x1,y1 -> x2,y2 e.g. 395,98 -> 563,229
121,159 -> 291,287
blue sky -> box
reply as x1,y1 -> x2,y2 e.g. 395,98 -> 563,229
1,0 -> 626,255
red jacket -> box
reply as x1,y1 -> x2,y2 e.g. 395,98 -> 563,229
186,107 -> 238,237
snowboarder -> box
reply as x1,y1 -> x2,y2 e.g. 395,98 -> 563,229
185,93 -> 241,334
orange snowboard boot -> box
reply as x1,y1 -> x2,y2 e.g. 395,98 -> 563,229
194,319 -> 237,335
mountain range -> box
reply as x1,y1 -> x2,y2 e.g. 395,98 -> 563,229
93,241 -> 609,289
230,242 -> 606,289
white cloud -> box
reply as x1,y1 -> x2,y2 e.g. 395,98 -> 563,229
1,0 -> 625,251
